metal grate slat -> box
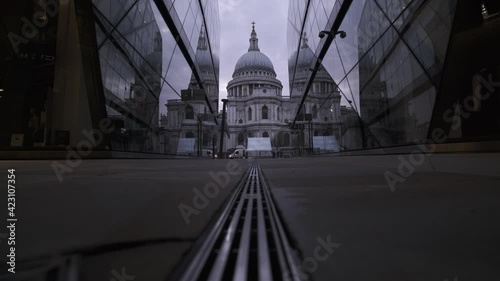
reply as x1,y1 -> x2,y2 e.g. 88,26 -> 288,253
174,165 -> 305,281
257,173 -> 273,281
232,197 -> 254,280
206,170 -> 253,281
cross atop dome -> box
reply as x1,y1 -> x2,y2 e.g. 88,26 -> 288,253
197,24 -> 207,51
249,21 -> 260,51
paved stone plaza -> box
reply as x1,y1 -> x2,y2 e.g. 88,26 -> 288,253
0,154 -> 499,280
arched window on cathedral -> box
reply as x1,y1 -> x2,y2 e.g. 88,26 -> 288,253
312,105 -> 317,119
186,132 -> 194,138
248,107 -> 252,121
277,107 -> 280,120
262,106 -> 268,120
263,132 -> 269,138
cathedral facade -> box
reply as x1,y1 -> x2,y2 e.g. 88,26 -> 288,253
162,23 -> 358,155
224,24 -> 342,151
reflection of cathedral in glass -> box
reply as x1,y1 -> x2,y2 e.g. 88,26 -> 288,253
0,0 -> 220,157
192,25 -> 219,113
357,0 -> 457,147
161,25 -> 219,156
94,0 -> 163,153
287,0 -> 500,152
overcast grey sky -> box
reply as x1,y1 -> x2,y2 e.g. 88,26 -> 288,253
217,0 -> 359,110
152,0 -> 363,116
218,0 -> 290,102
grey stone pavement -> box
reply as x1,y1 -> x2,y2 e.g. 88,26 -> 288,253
259,153 -> 500,281
0,153 -> 499,280
0,159 -> 250,280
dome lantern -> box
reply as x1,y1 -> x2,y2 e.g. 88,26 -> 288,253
195,24 -> 212,69
233,22 -> 276,76
249,21 -> 259,52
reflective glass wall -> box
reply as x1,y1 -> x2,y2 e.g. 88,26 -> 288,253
287,0 -> 500,152
157,0 -> 221,156
0,0 -> 220,157
94,0 -> 164,153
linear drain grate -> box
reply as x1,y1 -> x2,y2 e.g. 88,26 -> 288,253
175,165 -> 306,281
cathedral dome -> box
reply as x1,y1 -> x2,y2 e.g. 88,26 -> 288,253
195,26 -> 214,69
234,51 -> 274,73
233,23 -> 276,75
196,49 -> 213,69
296,46 -> 314,67
289,34 -> 315,71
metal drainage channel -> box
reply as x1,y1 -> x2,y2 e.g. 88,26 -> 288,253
176,165 -> 305,281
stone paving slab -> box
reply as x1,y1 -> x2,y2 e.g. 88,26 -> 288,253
0,159 -> 249,280
259,154 -> 500,281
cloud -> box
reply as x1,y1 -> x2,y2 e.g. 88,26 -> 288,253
219,0 -> 247,16
219,0 -> 290,104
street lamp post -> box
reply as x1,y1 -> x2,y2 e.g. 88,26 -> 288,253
197,118 -> 202,157
212,134 -> 216,159
210,98 -> 219,160
219,99 -> 229,159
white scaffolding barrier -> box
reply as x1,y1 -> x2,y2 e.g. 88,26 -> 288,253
247,137 -> 272,157
177,138 -> 196,155
313,136 -> 340,152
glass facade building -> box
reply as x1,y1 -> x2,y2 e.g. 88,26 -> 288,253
288,0 -> 500,152
0,0 -> 220,157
